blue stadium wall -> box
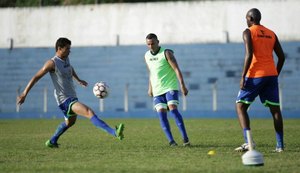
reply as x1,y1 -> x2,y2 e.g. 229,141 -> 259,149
1,42 -> 300,118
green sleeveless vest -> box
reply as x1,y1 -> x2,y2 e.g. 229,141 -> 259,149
145,47 -> 178,96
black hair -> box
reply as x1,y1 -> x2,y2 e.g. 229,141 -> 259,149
146,33 -> 158,40
55,37 -> 71,51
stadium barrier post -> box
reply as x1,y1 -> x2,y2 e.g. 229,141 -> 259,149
43,86 -> 48,113
182,92 -> 187,111
212,82 -> 217,111
124,83 -> 129,112
99,99 -> 104,112
16,86 -> 21,112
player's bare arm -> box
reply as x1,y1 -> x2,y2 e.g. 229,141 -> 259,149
273,35 -> 285,75
240,29 -> 253,89
165,50 -> 188,96
71,67 -> 88,87
148,79 -> 153,97
17,60 -> 55,105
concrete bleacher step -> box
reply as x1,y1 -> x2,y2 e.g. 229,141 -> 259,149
1,42 -> 300,114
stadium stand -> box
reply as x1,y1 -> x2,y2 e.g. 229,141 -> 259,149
0,42 -> 299,118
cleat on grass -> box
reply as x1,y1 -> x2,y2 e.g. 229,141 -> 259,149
45,140 -> 59,148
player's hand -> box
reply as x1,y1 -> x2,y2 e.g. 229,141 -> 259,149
181,85 -> 188,96
17,93 -> 26,105
78,80 -> 88,87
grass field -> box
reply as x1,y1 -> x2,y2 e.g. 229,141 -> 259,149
0,118 -> 299,173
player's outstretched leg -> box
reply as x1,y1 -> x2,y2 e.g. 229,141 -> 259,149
90,115 -> 117,136
157,111 -> 176,146
170,109 -> 190,146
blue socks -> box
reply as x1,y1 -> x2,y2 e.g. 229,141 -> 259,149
158,109 -> 189,143
243,128 -> 284,149
158,111 -> 174,142
170,109 -> 189,142
50,115 -> 115,144
90,115 -> 116,136
276,131 -> 284,148
50,122 -> 69,144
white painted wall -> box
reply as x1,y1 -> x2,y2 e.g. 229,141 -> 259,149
0,0 -> 299,48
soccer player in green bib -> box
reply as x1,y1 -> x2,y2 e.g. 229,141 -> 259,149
144,33 -> 190,146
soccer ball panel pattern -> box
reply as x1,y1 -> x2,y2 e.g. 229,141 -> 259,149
93,82 -> 109,99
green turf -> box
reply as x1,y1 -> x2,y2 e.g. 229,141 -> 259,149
0,118 -> 299,173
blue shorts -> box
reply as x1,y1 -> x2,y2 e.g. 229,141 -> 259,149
153,90 -> 179,111
236,76 -> 280,106
58,97 -> 78,119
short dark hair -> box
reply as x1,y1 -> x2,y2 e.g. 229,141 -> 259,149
247,8 -> 261,23
55,37 -> 71,51
146,33 -> 158,40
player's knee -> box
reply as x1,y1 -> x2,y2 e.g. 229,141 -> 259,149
157,108 -> 167,113
86,108 -> 95,118
236,102 -> 248,111
66,117 -> 76,127
155,104 -> 167,112
236,102 -> 242,108
67,121 -> 76,127
168,104 -> 177,111
271,110 -> 282,120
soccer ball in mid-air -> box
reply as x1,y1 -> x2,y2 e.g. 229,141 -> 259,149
93,82 -> 109,99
